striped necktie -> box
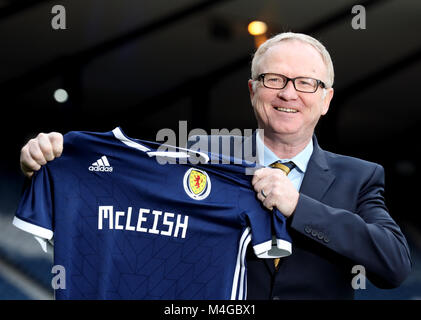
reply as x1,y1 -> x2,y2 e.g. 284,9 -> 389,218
270,161 -> 296,175
270,161 -> 296,270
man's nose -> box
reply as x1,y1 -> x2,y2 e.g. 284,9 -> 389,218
277,80 -> 299,100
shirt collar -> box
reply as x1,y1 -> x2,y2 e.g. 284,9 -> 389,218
256,131 -> 313,173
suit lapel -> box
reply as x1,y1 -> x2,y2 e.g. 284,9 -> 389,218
299,136 -> 335,200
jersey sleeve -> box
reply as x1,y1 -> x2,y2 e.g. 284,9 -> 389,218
251,208 -> 292,259
239,188 -> 292,259
271,208 -> 292,257
13,166 -> 54,240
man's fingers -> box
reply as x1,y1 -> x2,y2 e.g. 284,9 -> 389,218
262,197 -> 274,211
255,182 -> 275,211
49,132 -> 63,157
37,133 -> 55,161
27,138 -> 47,165
252,168 -> 284,191
21,161 -> 40,178
252,168 -> 271,185
252,178 -> 268,195
259,193 -> 274,211
19,131 -> 63,178
20,145 -> 41,177
34,132 -> 63,160
256,190 -> 266,202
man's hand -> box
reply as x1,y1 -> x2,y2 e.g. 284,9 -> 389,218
252,167 -> 299,217
20,132 -> 63,178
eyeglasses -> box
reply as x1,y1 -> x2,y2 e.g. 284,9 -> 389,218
257,73 -> 326,93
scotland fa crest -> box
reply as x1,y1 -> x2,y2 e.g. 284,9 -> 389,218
183,168 -> 211,200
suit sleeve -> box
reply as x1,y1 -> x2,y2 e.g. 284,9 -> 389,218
290,164 -> 412,288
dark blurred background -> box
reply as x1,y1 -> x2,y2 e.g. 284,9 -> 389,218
0,0 -> 420,299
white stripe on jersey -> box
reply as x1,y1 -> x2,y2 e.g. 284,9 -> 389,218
112,127 -> 150,152
113,127 -> 210,163
238,233 -> 251,299
12,216 -> 53,240
231,227 -> 251,300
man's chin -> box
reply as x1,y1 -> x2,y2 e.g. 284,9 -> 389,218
266,125 -> 300,136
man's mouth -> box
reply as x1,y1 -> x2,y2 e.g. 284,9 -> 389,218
274,107 -> 298,113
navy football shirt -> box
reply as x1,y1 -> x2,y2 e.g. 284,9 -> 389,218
14,128 -> 292,299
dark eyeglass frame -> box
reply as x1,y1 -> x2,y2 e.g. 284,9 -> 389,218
257,73 -> 326,93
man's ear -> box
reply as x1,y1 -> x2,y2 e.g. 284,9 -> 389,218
321,87 -> 334,115
248,79 -> 256,106
248,79 -> 255,100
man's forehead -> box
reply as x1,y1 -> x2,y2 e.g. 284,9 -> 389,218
265,39 -> 321,57
260,40 -> 326,76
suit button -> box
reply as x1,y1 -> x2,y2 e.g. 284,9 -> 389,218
304,226 -> 312,234
317,231 -> 324,240
323,236 -> 330,243
311,230 -> 318,237
272,296 -> 281,300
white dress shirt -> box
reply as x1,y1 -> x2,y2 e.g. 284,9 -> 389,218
256,131 -> 314,191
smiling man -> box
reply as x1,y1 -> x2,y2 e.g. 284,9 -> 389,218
18,32 -> 411,300
244,32 -> 411,299
249,38 -> 333,153
248,34 -> 334,220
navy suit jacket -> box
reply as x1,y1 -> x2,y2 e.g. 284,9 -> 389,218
188,133 -> 412,299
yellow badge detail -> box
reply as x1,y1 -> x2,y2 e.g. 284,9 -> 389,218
189,170 -> 207,195
183,168 -> 211,200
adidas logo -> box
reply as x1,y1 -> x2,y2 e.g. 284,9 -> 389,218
89,156 -> 113,172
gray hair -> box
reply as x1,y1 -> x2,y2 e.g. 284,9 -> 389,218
250,32 -> 335,89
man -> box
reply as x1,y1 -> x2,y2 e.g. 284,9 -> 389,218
19,32 -> 411,299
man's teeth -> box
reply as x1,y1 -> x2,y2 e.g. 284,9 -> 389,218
275,107 -> 298,113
